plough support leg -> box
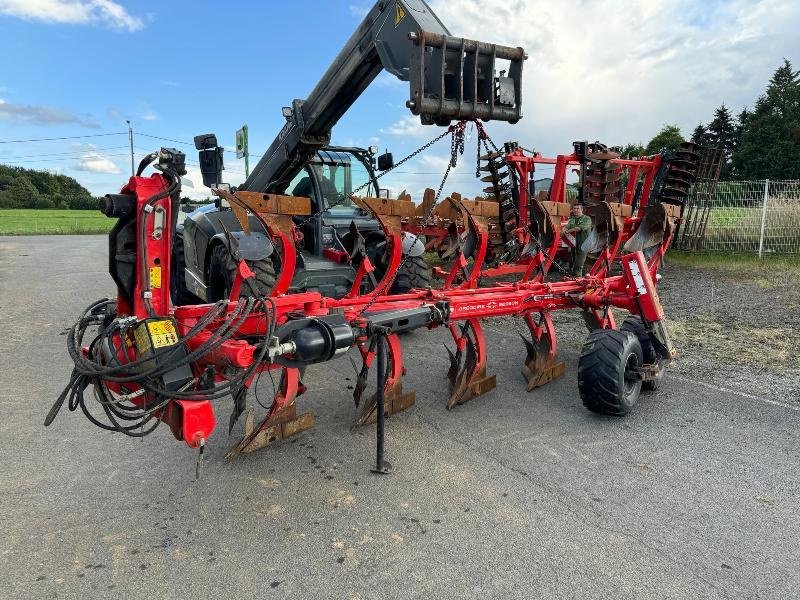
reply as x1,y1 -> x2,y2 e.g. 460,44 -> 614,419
355,333 -> 415,426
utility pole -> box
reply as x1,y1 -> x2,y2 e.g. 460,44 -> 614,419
126,120 -> 134,177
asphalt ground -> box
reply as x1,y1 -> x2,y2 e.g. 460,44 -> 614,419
1,235 -> 798,599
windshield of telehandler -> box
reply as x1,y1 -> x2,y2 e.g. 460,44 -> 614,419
289,151 -> 376,213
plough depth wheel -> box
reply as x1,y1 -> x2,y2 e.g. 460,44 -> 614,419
577,329 -> 643,416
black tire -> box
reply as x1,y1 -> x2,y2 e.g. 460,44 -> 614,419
391,255 -> 431,293
170,234 -> 197,306
578,329 -> 643,416
208,243 -> 276,301
620,314 -> 663,391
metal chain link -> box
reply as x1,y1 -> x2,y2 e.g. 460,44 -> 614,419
476,127 -> 482,178
357,121 -> 470,316
537,242 -> 574,278
292,126 -> 456,232
355,125 -> 457,198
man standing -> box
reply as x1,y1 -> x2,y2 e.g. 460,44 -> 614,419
563,202 -> 592,276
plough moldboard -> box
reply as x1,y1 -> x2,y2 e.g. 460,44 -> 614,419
47,138 -> 704,474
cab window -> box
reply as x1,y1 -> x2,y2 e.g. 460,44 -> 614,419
288,167 -> 318,210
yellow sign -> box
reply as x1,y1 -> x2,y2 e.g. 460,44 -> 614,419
147,319 -> 179,349
395,1 -> 406,26
149,266 -> 162,289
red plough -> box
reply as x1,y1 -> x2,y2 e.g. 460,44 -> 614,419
47,139 -> 704,473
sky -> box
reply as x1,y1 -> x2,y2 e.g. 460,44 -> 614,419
0,0 -> 798,200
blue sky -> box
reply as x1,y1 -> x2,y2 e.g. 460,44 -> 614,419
1,0 -> 798,199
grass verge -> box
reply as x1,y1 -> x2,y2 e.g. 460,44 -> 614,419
667,250 -> 800,277
0,209 -> 112,235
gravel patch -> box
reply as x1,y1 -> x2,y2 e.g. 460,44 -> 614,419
488,260 -> 800,404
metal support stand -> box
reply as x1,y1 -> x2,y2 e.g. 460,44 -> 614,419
370,328 -> 392,474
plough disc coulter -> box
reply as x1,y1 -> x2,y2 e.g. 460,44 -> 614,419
48,139 -> 703,471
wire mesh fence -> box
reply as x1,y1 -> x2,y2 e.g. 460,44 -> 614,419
676,179 -> 800,255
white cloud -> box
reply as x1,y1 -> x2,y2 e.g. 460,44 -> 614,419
180,164 -> 247,201
424,0 -> 800,158
417,154 -> 451,172
0,0 -> 144,31
374,152 -> 481,201
374,72 -> 405,89
348,3 -> 369,18
141,111 -> 157,121
379,116 -> 429,137
368,0 -> 800,198
74,151 -> 120,174
0,98 -> 99,127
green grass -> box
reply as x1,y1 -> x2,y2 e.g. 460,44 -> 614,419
0,209 -> 113,235
708,207 -> 759,228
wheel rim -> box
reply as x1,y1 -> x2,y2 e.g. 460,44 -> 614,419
623,352 -> 641,396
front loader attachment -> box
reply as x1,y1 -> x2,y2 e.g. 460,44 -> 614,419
407,31 -> 525,124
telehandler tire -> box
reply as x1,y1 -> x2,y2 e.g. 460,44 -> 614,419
391,255 -> 431,293
171,234 -> 199,306
208,243 -> 276,301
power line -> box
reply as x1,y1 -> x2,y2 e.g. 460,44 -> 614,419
1,152 -> 132,164
0,132 -> 127,144
136,132 -> 194,146
0,145 -> 130,160
131,145 -> 246,176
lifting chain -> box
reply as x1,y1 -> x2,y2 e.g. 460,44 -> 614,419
431,120 -> 467,206
293,123 -> 463,231
357,120 -> 472,316
347,120 -> 468,207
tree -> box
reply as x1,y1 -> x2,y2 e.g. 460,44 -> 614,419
0,175 -> 40,209
708,105 -> 737,156
706,104 -> 737,178
735,108 -> 750,145
0,163 -> 98,208
691,123 -> 710,145
732,59 -> 800,179
644,124 -> 684,154
619,142 -> 646,159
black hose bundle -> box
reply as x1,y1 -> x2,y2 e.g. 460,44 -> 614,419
46,293 -> 277,437
46,162 -> 278,438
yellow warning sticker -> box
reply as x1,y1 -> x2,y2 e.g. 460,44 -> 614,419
395,1 -> 406,26
149,266 -> 161,289
147,319 -> 179,349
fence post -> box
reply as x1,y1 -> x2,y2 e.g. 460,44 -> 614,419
758,179 -> 769,258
